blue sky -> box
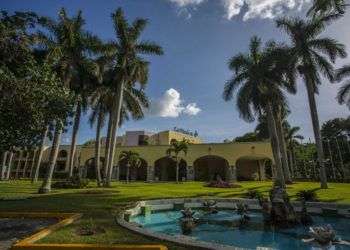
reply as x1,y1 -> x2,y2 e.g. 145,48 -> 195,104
2,0 -> 350,144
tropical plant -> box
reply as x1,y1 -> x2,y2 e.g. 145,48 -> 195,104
119,150 -> 142,183
166,139 -> 189,183
336,65 -> 350,108
276,15 -> 347,188
296,189 -> 318,201
308,0 -> 347,17
103,8 -> 163,186
223,37 -> 297,188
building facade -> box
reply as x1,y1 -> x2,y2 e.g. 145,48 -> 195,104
8,130 -> 274,182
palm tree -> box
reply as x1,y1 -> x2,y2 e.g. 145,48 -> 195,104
285,126 -> 304,177
37,8 -> 102,180
276,16 -> 347,188
1,151 -> 8,180
5,150 -> 14,180
90,54 -> 151,185
31,125 -> 49,183
119,151 -> 142,183
308,0 -> 347,16
166,139 -> 189,183
103,8 -> 163,186
39,122 -> 62,193
336,65 -> 350,107
37,8 -> 101,193
223,37 -> 296,188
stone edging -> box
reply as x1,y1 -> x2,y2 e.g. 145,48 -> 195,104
116,198 -> 350,250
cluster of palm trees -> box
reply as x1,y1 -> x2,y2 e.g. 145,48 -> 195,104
0,8 -> 163,193
223,0 -> 349,189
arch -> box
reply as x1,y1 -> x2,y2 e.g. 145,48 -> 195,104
58,150 -> 68,158
194,155 -> 230,181
118,158 -> 148,181
235,156 -> 272,181
84,157 -> 105,179
154,157 -> 187,181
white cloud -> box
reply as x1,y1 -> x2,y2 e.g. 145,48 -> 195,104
167,0 -> 311,21
150,88 -> 201,118
184,103 -> 202,115
169,0 -> 205,7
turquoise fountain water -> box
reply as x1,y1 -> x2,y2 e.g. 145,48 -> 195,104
131,209 -> 350,249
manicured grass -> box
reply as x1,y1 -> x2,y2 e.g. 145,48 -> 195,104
1,180 -> 350,249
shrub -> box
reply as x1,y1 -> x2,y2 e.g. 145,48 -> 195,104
296,190 -> 318,202
52,176 -> 89,189
205,180 -> 241,188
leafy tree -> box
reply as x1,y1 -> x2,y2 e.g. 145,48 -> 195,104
233,132 -> 260,142
103,8 -> 163,186
277,15 -> 347,188
166,139 -> 189,183
119,150 -> 142,183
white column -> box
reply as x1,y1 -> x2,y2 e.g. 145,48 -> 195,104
147,165 -> 154,182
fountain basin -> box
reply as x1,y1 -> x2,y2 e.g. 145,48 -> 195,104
117,198 -> 350,250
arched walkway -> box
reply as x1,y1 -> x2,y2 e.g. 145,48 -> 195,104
119,158 -> 148,181
154,157 -> 187,181
194,155 -> 230,181
235,156 -> 271,181
85,157 -> 105,179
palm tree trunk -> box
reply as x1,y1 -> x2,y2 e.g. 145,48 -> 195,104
335,137 -> 345,179
106,82 -> 125,186
275,110 -> 292,183
266,103 -> 285,188
126,164 -> 130,184
305,81 -> 327,188
175,159 -> 179,184
1,151 -> 8,180
103,112 -> 113,182
95,112 -> 103,186
32,126 -> 49,183
288,149 -> 294,178
22,153 -> 29,178
29,150 -> 37,179
6,151 -> 14,180
15,151 -> 22,179
39,123 -> 62,194
68,102 -> 82,178
326,139 -> 336,179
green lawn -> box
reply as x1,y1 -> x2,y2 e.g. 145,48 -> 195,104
1,180 -> 350,249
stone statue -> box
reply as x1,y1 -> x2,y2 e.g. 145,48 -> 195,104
203,200 -> 218,214
180,208 -> 197,235
302,225 -> 350,247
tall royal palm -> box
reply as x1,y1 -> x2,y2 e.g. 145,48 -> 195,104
277,16 -> 347,188
90,54 -> 151,185
103,8 -> 163,186
37,8 -> 101,193
285,126 -> 304,177
223,37 -> 296,188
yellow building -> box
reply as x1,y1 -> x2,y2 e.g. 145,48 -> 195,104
9,130 -> 274,182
